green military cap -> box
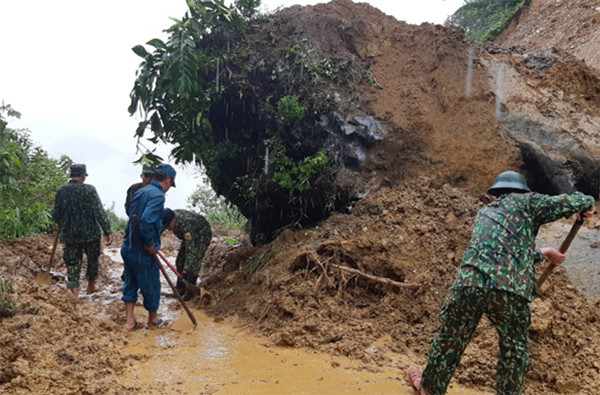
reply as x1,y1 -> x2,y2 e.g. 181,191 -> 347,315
70,163 -> 88,176
142,165 -> 155,175
488,170 -> 531,196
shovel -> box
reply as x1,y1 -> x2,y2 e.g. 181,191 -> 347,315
153,253 -> 197,328
156,250 -> 202,296
35,227 -> 60,284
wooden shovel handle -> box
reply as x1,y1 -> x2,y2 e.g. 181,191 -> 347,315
153,253 -> 198,327
536,217 -> 584,289
47,227 -> 61,272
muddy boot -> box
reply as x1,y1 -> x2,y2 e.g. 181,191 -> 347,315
182,274 -> 198,302
176,277 -> 186,296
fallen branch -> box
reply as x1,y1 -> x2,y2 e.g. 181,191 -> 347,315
329,264 -> 419,289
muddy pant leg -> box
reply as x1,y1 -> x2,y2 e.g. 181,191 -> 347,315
175,244 -> 186,274
83,238 -> 101,282
486,291 -> 530,395
64,243 -> 84,289
422,287 -> 485,395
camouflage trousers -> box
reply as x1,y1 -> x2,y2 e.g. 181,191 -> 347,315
175,239 -> 210,277
64,239 -> 101,289
422,286 -> 531,395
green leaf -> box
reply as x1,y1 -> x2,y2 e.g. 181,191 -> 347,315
132,45 -> 149,58
146,38 -> 167,49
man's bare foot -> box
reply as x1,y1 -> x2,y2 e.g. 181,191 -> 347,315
86,282 -> 101,294
147,318 -> 168,329
408,370 -> 428,395
123,320 -> 142,331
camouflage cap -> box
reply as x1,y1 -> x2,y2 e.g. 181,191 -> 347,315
154,163 -> 176,187
142,165 -> 155,175
70,163 -> 88,176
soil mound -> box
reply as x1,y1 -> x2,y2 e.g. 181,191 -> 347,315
2,1 -> 600,394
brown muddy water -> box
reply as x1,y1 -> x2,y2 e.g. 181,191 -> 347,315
103,248 -> 486,395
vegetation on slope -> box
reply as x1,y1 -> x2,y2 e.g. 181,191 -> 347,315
446,0 -> 531,42
0,104 -> 70,240
129,0 -> 375,244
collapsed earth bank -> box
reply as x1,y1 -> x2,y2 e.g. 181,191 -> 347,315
2,0 -> 600,394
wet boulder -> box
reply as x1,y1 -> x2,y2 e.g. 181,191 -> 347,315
500,112 -> 600,196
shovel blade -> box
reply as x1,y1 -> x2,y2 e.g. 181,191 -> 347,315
184,281 -> 202,296
34,271 -> 52,285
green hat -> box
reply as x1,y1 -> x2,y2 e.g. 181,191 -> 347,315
142,165 -> 155,175
70,163 -> 88,177
488,171 -> 531,196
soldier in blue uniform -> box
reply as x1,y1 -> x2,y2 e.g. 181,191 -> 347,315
409,171 -> 596,395
121,163 -> 176,330
52,164 -> 113,298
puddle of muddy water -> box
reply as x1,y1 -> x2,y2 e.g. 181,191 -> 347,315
101,248 -> 486,394
120,310 -> 487,395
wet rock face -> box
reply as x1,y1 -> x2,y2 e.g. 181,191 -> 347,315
500,112 -> 600,196
320,113 -> 384,167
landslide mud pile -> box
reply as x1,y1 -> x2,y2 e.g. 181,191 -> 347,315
2,1 -> 600,394
201,1 -> 600,393
0,236 -> 137,394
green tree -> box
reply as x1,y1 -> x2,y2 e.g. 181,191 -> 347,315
188,185 -> 246,230
446,0 -> 530,42
129,0 -> 371,244
0,104 -> 71,240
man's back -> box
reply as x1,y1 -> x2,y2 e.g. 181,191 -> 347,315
53,180 -> 110,244
122,181 -> 165,253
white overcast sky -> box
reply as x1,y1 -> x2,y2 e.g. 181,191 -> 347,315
0,0 -> 464,217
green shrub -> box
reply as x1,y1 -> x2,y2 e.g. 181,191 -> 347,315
0,104 -> 70,241
446,0 -> 530,42
188,186 -> 246,231
0,277 -> 18,318
105,203 -> 128,232
277,95 -> 306,124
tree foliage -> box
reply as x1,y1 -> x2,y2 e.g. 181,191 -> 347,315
0,104 -> 71,240
129,0 -> 372,244
446,0 -> 531,42
188,185 -> 245,230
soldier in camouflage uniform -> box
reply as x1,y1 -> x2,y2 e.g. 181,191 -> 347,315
52,164 -> 113,298
124,165 -> 154,217
409,171 -> 596,395
162,208 -> 212,301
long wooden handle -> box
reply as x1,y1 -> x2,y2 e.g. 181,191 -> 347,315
536,217 -> 584,289
154,254 -> 198,327
47,227 -> 61,272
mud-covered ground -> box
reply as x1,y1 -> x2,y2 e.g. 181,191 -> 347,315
3,0 -> 600,394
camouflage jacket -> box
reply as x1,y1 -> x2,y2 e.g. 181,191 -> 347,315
452,191 -> 595,301
124,182 -> 145,217
173,209 -> 212,263
52,179 -> 112,244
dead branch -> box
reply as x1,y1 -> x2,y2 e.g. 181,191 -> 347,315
330,264 -> 419,289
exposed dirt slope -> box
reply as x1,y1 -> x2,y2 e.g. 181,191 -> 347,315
2,1 -> 600,394
496,0 -> 600,71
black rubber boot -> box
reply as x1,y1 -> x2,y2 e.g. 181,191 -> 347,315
182,274 -> 198,302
